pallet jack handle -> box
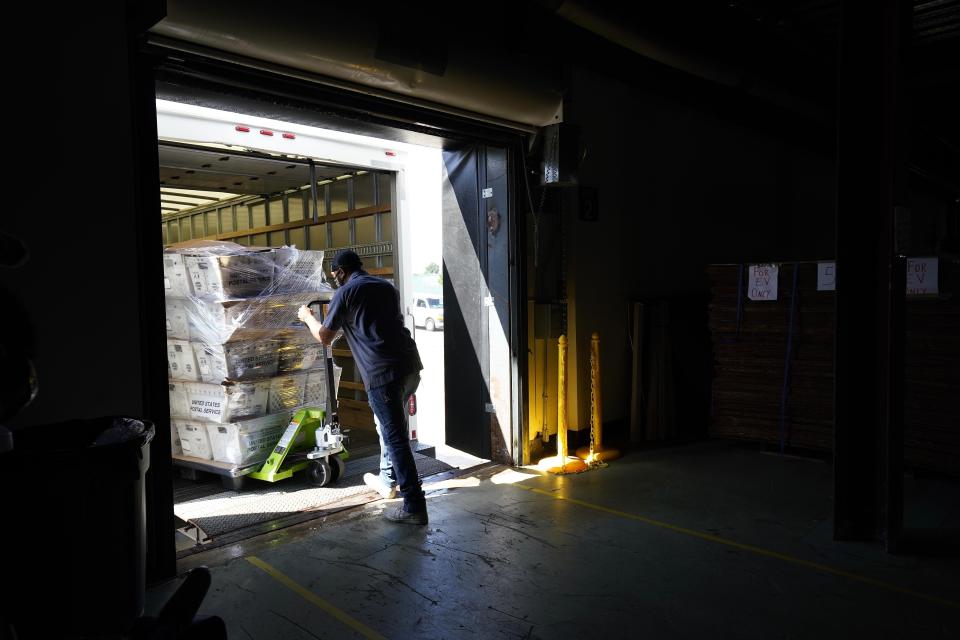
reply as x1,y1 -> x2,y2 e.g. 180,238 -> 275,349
308,299 -> 339,426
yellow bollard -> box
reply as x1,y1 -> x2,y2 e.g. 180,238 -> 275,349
577,332 -> 621,463
538,335 -> 587,474
557,335 -> 568,458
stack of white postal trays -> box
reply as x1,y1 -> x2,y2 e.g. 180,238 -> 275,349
164,244 -> 336,469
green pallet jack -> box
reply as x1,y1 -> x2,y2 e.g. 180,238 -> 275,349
247,407 -> 347,486
248,301 -> 348,487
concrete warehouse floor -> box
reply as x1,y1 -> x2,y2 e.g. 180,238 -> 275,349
148,442 -> 960,639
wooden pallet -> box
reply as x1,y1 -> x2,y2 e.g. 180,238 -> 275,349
707,261 -> 959,475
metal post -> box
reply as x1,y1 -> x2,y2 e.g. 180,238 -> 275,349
591,332 -> 601,454
538,335 -> 587,474
834,0 -> 908,548
577,332 -> 620,463
347,177 -> 357,245
309,160 -> 319,224
557,335 -> 568,459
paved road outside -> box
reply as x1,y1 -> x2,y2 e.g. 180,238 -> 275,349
411,327 -> 487,470
411,327 -> 444,448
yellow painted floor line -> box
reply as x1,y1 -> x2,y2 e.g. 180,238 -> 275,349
515,484 -> 959,610
246,555 -> 387,640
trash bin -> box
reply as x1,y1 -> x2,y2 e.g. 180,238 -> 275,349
0,416 -> 154,637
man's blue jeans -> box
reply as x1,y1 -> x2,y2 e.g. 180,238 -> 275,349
367,371 -> 425,512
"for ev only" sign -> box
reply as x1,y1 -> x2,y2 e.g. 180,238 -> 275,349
906,257 -> 938,296
748,264 -> 779,301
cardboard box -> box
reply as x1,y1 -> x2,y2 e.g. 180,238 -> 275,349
163,253 -> 193,298
304,370 -> 331,407
172,299 -> 240,345
273,248 -> 330,294
168,381 -> 191,418
205,412 -> 294,466
268,374 -> 307,414
278,332 -> 327,372
174,420 -> 213,460
265,370 -> 336,415
165,298 -> 192,340
167,339 -> 201,381
192,341 -> 279,383
184,380 -> 270,423
185,251 -> 275,300
171,422 -> 182,456
193,293 -> 330,343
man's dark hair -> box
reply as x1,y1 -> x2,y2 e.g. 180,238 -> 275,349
332,249 -> 363,271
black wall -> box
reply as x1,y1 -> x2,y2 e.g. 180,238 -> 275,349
5,2 -> 176,581
560,66 -> 836,435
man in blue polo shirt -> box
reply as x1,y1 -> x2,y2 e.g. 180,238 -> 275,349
297,249 -> 427,524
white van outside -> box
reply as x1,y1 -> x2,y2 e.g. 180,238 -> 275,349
411,295 -> 444,331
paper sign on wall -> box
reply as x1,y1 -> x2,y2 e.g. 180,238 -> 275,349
906,257 -> 938,296
817,262 -> 836,291
748,264 -> 779,301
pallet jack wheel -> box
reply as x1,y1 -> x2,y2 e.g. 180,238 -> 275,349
308,459 -> 333,487
330,455 -> 346,483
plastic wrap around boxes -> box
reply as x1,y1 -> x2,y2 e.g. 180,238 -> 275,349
167,293 -> 330,344
164,242 -> 338,470
164,246 -> 329,301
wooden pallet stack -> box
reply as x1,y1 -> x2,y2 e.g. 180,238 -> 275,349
904,268 -> 960,474
707,260 -> 959,476
707,263 -> 834,452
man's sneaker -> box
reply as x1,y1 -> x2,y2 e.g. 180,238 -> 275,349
363,473 -> 398,499
384,505 -> 428,525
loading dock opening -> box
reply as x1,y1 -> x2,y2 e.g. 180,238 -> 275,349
154,97 -> 518,558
